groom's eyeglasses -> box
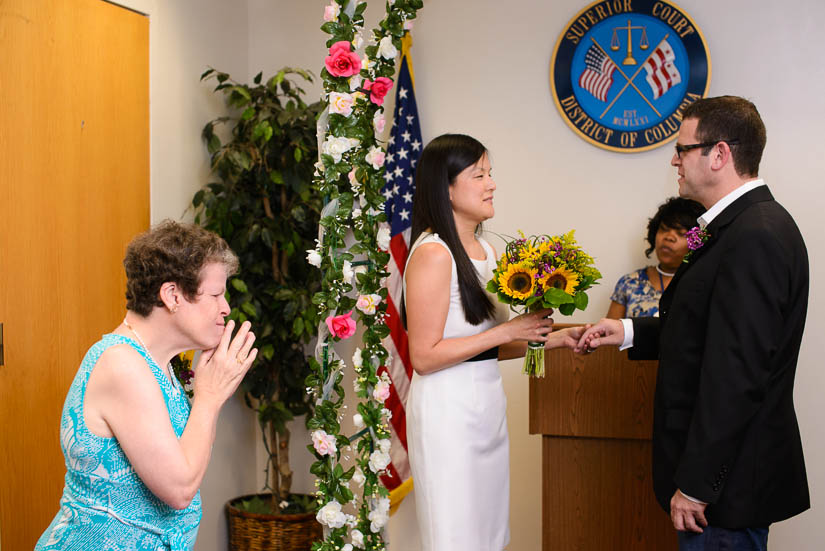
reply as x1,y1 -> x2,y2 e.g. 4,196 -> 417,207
674,139 -> 740,159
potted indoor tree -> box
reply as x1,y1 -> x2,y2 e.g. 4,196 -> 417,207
193,67 -> 324,550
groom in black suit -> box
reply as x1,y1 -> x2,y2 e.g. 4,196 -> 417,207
578,96 -> 809,550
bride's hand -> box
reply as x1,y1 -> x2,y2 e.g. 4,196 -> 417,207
503,308 -> 554,343
545,325 -> 586,350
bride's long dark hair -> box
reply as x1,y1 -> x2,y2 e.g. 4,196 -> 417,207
406,134 -> 495,326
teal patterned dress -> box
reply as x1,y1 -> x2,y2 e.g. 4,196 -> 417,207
36,334 -> 202,550
609,267 -> 662,317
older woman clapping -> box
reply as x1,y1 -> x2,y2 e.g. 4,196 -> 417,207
37,220 -> 256,551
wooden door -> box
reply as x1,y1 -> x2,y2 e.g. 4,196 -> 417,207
0,0 -> 149,547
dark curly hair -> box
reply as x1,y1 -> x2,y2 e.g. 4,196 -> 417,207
645,197 -> 705,257
124,220 -> 239,316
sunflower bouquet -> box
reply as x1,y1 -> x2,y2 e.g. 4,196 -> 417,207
486,230 -> 602,376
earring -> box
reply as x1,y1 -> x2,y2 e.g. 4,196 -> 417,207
171,305 -> 178,314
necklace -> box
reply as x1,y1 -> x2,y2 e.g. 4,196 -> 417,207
656,265 -> 677,277
122,317 -> 179,395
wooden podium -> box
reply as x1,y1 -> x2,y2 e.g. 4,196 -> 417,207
528,342 -> 677,550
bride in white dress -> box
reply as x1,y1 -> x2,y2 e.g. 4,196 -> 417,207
403,134 -> 583,550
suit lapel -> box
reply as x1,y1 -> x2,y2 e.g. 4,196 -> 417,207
661,186 -> 775,305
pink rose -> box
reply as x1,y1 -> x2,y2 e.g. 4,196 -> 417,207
312,430 -> 337,456
325,41 -> 362,78
326,310 -> 356,339
373,380 -> 391,402
373,112 -> 386,134
363,77 -> 393,105
323,3 -> 339,22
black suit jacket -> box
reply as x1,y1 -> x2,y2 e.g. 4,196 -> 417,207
629,186 -> 810,529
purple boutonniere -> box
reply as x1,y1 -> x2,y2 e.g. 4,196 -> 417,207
683,226 -> 710,263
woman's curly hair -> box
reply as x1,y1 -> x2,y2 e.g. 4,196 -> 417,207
124,220 -> 239,316
645,197 -> 705,257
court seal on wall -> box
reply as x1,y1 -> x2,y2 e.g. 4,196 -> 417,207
550,0 -> 711,153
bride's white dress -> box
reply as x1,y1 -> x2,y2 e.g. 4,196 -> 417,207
404,232 -> 511,551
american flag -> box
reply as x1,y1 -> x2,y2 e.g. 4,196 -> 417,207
643,39 -> 682,99
378,35 -> 421,507
578,44 -> 617,102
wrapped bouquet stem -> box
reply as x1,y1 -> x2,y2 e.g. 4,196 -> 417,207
487,231 -> 602,377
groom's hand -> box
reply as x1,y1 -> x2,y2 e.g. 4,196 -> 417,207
670,490 -> 708,533
574,318 -> 624,353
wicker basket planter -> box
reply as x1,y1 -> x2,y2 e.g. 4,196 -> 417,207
226,494 -> 323,551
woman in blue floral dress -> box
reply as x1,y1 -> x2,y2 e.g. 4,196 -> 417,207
36,221 -> 257,551
607,197 -> 704,318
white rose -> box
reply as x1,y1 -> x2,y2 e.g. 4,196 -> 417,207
349,74 -> 363,92
381,407 -> 392,420
369,449 -> 391,473
351,529 -> 365,547
352,347 -> 363,368
322,136 -> 359,163
377,438 -> 391,453
377,226 -> 391,250
377,35 -> 398,60
329,91 -> 354,117
354,264 -> 368,276
342,545 -> 353,551
368,498 -> 390,532
342,260 -> 354,284
306,249 -> 322,268
316,500 -> 347,529
353,413 -> 364,428
352,32 -> 364,49
352,467 -> 366,486
365,146 -> 386,170
352,208 -> 362,220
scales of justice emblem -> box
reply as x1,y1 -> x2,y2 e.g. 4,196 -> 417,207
550,0 -> 711,153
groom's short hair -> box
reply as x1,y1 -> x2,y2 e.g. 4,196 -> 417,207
682,96 -> 767,178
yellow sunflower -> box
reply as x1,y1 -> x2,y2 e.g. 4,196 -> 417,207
498,263 -> 537,300
541,265 -> 579,295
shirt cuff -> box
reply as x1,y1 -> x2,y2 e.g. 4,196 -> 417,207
679,490 -> 707,505
619,318 -> 634,350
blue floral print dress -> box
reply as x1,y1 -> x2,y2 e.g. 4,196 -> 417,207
35,334 -> 201,551
609,267 -> 662,317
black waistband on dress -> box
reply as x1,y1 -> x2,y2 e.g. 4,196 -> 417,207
466,346 -> 499,362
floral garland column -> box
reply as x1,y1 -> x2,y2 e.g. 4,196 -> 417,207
305,1 -> 422,550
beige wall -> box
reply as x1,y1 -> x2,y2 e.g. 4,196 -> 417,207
122,0 -> 825,549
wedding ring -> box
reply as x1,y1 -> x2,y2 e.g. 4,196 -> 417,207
236,357 -> 244,364
585,347 -> 594,354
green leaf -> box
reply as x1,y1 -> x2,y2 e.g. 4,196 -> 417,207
200,68 -> 215,81
292,316 -> 305,336
241,302 -> 257,318
207,134 -> 221,155
261,343 -> 274,361
294,147 -> 303,162
574,291 -> 589,310
559,303 -> 575,316
269,170 -> 284,185
253,71 -> 262,84
241,107 -> 255,121
231,279 -> 249,293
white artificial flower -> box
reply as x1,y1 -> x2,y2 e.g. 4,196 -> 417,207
352,207 -> 362,220
352,347 -> 363,368
329,91 -> 355,117
352,32 -> 364,49
342,260 -> 354,284
364,146 -> 386,170
279,500 -> 289,509
356,293 -> 382,316
316,500 -> 347,528
351,529 -> 365,547
381,407 -> 392,420
352,467 -> 366,486
342,545 -> 353,551
353,413 -> 364,428
369,448 -> 391,473
377,226 -> 391,250
306,249 -> 322,268
349,74 -> 363,92
377,438 -> 391,453
322,136 -> 359,163
368,497 -> 391,532
377,35 -> 398,60
354,264 -> 368,276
